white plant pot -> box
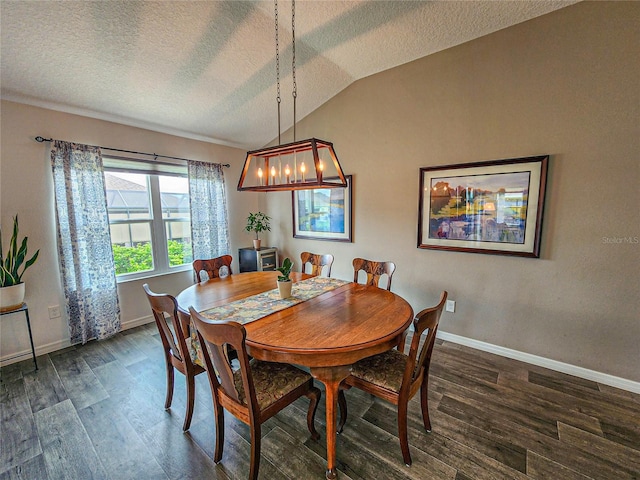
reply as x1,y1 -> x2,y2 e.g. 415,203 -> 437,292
277,280 -> 292,299
0,283 -> 26,312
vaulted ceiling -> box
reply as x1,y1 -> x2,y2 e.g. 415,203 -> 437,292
1,1 -> 578,149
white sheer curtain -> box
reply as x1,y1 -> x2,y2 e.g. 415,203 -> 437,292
188,160 -> 231,260
51,141 -> 121,344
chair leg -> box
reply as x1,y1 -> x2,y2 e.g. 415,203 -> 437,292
248,423 -> 262,480
397,330 -> 408,353
420,378 -> 432,432
398,402 -> 412,466
213,401 -> 225,463
164,357 -> 174,409
305,386 -> 321,441
337,388 -> 347,434
182,372 -> 196,431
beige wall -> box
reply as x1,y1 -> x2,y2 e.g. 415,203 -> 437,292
0,100 -> 261,360
1,2 -> 637,385
265,2 -> 640,382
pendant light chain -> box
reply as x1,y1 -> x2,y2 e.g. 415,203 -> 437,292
239,0 -> 346,192
275,0 -> 281,145
291,0 -> 297,142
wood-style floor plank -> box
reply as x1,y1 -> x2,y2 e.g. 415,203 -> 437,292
262,426 -> 350,480
2,325 -> 639,480
429,405 -> 528,473
49,351 -> 108,411
433,377 -> 560,439
498,373 -> 640,448
526,451 -> 593,480
139,415 -> 234,480
78,397 -> 168,479
103,331 -> 151,367
34,399 -> 108,480
21,355 -> 67,414
432,379 -> 635,480
557,422 -> 640,477
0,378 -> 41,472
335,414 -> 457,480
0,454 -> 48,480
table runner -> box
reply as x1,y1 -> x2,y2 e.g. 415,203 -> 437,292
200,276 -> 349,325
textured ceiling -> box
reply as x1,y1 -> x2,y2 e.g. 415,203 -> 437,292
1,1 -> 578,149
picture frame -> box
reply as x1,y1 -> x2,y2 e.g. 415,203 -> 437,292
292,175 -> 352,242
418,156 -> 548,257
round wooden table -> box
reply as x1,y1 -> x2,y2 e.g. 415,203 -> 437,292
177,271 -> 414,479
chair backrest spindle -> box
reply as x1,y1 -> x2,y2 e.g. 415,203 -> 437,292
193,255 -> 233,283
407,291 -> 447,385
301,252 -> 334,277
352,257 -> 396,290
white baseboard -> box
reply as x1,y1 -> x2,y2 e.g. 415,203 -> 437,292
121,314 -> 154,330
0,315 -> 154,368
437,331 -> 640,394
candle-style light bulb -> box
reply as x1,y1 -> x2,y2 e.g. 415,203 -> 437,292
285,164 -> 291,183
300,162 -> 306,182
271,166 -> 276,179
319,160 -> 324,172
258,167 -> 263,186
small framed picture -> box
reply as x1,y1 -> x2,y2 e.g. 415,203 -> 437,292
418,156 -> 548,257
292,175 -> 352,242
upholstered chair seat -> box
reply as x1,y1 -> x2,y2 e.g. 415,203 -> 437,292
350,348 -> 408,393
233,360 -> 317,410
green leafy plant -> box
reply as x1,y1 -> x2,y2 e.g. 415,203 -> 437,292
1,215 -> 40,287
245,212 -> 271,240
112,240 -> 192,275
276,257 -> 293,282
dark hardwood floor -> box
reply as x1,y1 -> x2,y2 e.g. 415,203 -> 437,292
1,322 -> 639,479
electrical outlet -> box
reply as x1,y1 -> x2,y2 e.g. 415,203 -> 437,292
445,300 -> 456,313
48,305 -> 61,319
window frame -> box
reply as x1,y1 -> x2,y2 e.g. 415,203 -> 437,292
103,157 -> 192,282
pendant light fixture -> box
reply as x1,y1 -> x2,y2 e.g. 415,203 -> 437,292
237,0 -> 347,192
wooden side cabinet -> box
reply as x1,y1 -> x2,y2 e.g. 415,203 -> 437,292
239,247 -> 278,272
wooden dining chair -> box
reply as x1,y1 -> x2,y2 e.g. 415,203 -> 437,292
193,255 -> 233,283
143,284 -> 205,432
352,257 -> 396,291
300,251 -> 334,277
337,291 -> 447,466
352,257 -> 404,349
189,307 -> 321,480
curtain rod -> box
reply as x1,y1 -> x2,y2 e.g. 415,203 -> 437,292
34,136 -> 231,168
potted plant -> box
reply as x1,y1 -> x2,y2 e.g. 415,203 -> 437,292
1,215 -> 40,311
276,257 -> 293,299
245,212 -> 271,250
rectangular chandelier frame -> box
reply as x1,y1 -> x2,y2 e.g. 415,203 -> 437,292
237,138 -> 347,192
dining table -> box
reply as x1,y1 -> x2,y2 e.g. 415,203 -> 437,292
176,270 -> 414,479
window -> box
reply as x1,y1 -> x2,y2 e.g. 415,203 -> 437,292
104,159 -> 192,280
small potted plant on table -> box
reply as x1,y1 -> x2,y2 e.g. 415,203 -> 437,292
245,212 -> 271,250
276,257 -> 293,299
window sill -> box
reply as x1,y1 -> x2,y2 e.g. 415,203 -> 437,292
116,265 -> 192,284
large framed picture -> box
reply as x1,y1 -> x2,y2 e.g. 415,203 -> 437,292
418,156 -> 548,257
292,175 -> 352,242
